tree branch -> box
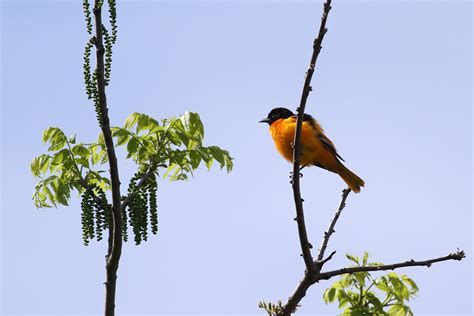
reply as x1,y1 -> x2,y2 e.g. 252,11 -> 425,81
92,2 -> 122,315
319,250 -> 466,280
316,188 -> 350,264
291,0 -> 332,274
278,250 -> 465,315
272,1 -> 467,315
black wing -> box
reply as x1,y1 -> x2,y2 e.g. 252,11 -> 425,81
318,133 -> 345,162
292,113 -> 345,162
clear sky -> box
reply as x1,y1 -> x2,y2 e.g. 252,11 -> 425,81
1,0 -> 472,315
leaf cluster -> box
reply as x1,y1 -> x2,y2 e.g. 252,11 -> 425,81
323,252 -> 419,316
114,111 -> 232,181
31,127 -> 110,208
258,300 -> 285,316
31,112 -> 233,246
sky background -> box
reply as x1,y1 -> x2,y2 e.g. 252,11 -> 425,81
1,0 -> 472,315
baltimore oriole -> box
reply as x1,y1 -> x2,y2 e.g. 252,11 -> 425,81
260,107 -> 365,193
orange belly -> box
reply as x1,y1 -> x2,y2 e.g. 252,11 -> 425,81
269,118 -> 338,170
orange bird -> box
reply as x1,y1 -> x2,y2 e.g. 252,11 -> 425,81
259,107 -> 365,193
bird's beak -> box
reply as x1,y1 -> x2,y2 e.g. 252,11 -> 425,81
259,117 -> 270,124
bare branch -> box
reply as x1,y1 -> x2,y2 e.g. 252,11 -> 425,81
291,0 -> 332,273
280,273 -> 315,315
319,250 -> 337,266
319,250 -> 466,280
278,250 -> 465,315
316,188 -> 350,264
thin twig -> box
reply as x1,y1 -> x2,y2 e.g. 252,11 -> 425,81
316,188 -> 350,264
278,250 -> 465,315
319,250 -> 466,280
291,0 -> 332,273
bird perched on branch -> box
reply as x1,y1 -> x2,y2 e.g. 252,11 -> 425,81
259,107 -> 364,193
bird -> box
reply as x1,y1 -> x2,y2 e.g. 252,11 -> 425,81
259,107 -> 365,193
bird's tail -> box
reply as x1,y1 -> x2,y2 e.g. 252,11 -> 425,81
336,162 -> 365,193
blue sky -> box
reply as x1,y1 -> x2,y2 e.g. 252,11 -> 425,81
1,0 -> 472,315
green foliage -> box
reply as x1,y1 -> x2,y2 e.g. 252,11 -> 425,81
32,112 -> 233,246
31,127 -> 110,208
113,111 -> 233,180
258,300 -> 285,316
323,252 -> 419,316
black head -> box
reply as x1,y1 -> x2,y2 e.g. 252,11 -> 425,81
259,107 -> 294,125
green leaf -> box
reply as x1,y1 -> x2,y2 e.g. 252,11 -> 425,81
124,112 -> 140,130
402,275 -> 419,293
31,155 -> 51,177
205,157 -> 214,170
184,111 -> 204,139
72,144 -> 89,158
362,251 -> 369,266
170,150 -> 187,166
365,291 -> 384,312
42,185 -> 57,207
112,127 -> 131,146
33,189 -> 50,208
323,287 -> 337,303
346,253 -> 360,265
375,277 -> 391,292
388,304 -> 403,315
56,192 -> 69,206
51,149 -> 70,166
354,272 -> 366,287
136,113 -> 158,133
175,130 -> 190,148
341,273 -> 353,288
39,155 -> 51,174
163,163 -> 177,180
42,127 -> 67,151
91,144 -> 107,165
223,152 -> 233,172
126,138 -> 139,158
68,134 -> 76,144
208,146 -> 225,165
77,157 -> 90,169
189,150 -> 201,169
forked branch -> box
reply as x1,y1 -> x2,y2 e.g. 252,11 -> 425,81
274,0 -> 466,315
278,250 -> 465,315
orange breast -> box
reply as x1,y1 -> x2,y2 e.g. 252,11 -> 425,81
269,118 -> 296,163
269,117 -> 330,167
